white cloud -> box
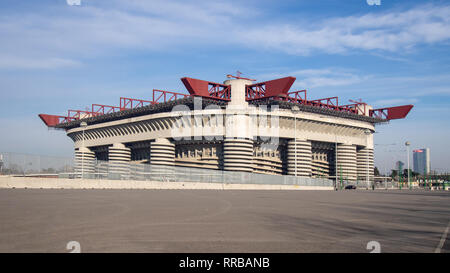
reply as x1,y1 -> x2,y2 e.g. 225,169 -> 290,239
0,1 -> 246,69
241,4 -> 450,55
0,55 -> 81,69
291,69 -> 369,88
0,2 -> 450,70
115,0 -> 252,25
255,68 -> 369,89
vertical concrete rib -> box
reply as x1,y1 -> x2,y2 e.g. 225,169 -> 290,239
357,147 -> 374,182
74,147 -> 95,177
223,138 -> 254,172
108,143 -> 131,177
336,144 -> 357,181
286,139 -> 312,177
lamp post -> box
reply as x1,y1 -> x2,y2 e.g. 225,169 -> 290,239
80,121 -> 88,179
405,141 -> 411,190
335,135 -> 338,191
364,129 -> 372,190
292,106 -> 300,177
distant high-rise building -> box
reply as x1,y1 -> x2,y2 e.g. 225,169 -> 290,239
413,148 -> 430,175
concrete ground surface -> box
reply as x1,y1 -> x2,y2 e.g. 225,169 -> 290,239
0,189 -> 449,253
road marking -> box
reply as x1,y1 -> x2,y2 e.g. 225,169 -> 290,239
435,220 -> 450,253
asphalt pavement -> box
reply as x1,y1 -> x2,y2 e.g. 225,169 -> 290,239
0,188 -> 449,252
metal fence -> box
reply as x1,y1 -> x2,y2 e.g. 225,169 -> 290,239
60,160 -> 334,187
3,153 -> 444,189
0,152 -> 73,175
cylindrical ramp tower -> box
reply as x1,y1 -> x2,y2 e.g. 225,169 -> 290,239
150,138 -> 175,181
74,147 -> 95,178
357,147 -> 374,183
223,138 -> 254,172
108,143 -> 131,178
286,139 -> 312,177
336,144 -> 357,182
150,138 -> 175,166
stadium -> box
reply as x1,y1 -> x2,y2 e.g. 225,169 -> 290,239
38,74 -> 413,183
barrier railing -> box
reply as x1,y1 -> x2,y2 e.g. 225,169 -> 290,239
64,160 -> 334,187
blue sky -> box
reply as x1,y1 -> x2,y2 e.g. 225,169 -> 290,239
1,0 -> 450,173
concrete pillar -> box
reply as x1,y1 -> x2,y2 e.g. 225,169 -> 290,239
74,147 -> 95,178
357,147 -> 374,183
223,138 -> 254,172
108,143 -> 131,178
220,78 -> 255,173
336,144 -> 357,182
286,139 -> 312,177
223,78 -> 252,106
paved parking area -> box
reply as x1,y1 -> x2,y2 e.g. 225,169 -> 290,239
0,188 -> 449,252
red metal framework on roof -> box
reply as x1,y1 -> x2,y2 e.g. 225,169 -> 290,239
244,78 -> 359,114
38,75 -> 414,128
92,104 -> 121,115
341,102 -> 367,115
68,110 -> 100,120
181,77 -> 231,101
284,90 -> 307,104
120,97 -> 154,110
246,77 -> 296,100
38,114 -> 72,127
153,89 -> 189,104
369,105 -> 414,120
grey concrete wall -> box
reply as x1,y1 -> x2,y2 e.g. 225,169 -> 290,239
0,176 -> 333,191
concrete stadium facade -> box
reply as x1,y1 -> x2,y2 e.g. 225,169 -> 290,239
39,75 -> 413,182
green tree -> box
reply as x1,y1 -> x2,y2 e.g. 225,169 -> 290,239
374,167 -> 380,176
390,169 -> 398,179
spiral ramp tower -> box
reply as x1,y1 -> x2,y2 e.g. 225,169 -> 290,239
150,138 -> 175,166
223,138 -> 254,172
108,143 -> 131,178
357,147 -> 374,183
150,138 -> 175,181
74,147 -> 95,178
336,144 -> 357,182
286,139 -> 312,177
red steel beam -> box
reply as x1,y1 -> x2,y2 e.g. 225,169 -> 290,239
67,109 -> 100,120
181,77 -> 230,100
153,89 -> 189,104
208,83 -> 231,100
370,105 -> 414,120
246,77 -> 296,100
38,114 -> 72,127
120,97 -> 154,110
288,90 -> 307,101
341,102 -> 366,115
309,96 -> 338,108
275,90 -> 307,104
92,104 -> 121,115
